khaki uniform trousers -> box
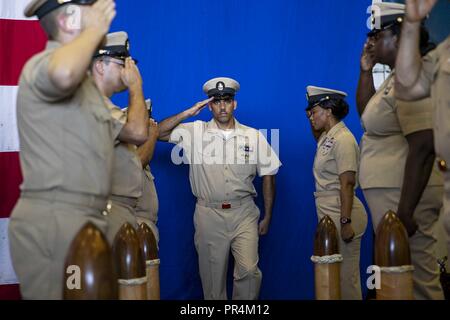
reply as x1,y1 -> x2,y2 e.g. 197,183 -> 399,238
363,186 -> 444,300
8,191 -> 108,300
435,207 -> 449,269
315,193 -> 368,300
135,174 -> 159,244
443,172 -> 450,261
106,196 -> 138,245
193,199 -> 262,300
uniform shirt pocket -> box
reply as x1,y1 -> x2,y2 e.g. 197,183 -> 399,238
231,153 -> 256,176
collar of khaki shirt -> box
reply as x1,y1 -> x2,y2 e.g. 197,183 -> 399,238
103,96 -> 121,112
320,121 -> 345,144
46,40 -> 61,50
205,118 -> 248,140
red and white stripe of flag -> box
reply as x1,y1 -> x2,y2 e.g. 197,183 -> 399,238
0,0 -> 47,300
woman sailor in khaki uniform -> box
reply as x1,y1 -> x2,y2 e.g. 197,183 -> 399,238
356,3 -> 444,299
307,86 -> 368,300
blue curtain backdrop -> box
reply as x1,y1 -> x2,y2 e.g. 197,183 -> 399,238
109,0 -> 446,299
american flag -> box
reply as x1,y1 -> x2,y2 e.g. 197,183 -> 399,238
0,0 -> 47,300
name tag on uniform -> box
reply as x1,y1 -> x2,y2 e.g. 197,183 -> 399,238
238,144 -> 254,162
239,144 -> 254,153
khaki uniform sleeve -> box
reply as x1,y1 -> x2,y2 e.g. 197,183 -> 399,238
28,53 -> 77,102
418,49 -> 438,95
396,98 -> 433,136
169,122 -> 196,147
106,101 -> 126,140
334,134 -> 358,175
257,131 -> 281,177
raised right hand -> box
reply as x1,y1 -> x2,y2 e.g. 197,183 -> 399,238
83,0 -> 116,36
405,0 -> 437,23
121,58 -> 143,90
148,118 -> 159,140
188,97 -> 214,117
360,38 -> 376,72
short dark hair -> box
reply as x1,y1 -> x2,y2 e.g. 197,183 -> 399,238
321,98 -> 349,120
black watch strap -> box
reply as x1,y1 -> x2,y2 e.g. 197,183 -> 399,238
340,217 -> 352,224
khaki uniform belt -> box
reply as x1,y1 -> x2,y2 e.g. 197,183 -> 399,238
21,189 -> 108,211
314,190 -> 340,199
110,194 -> 139,208
197,196 -> 254,210
437,157 -> 447,172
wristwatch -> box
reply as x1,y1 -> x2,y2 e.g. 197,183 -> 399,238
340,217 -> 352,225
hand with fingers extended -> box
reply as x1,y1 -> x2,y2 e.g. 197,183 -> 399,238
148,118 -> 159,141
121,58 -> 143,90
405,0 -> 437,23
187,97 -> 214,117
83,0 -> 117,36
360,37 -> 376,72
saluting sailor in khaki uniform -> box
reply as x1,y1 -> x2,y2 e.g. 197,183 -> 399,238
91,31 -> 154,243
306,86 -> 368,300
158,77 -> 281,300
395,0 -> 450,267
357,3 -> 444,299
8,0 -> 117,299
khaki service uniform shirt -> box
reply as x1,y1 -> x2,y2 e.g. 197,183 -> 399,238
360,73 -> 442,189
169,118 -> 281,203
397,97 -> 442,186
135,165 -> 159,223
419,36 -> 450,166
313,121 -> 360,193
16,41 -> 118,197
104,99 -> 143,199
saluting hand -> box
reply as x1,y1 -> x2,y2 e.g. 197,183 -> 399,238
121,58 -> 143,90
148,118 -> 159,140
405,0 -> 437,23
187,97 -> 214,117
341,224 -> 355,243
360,38 -> 376,72
83,0 -> 116,36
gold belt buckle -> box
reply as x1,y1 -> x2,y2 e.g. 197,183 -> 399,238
437,158 -> 447,172
102,200 -> 112,216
